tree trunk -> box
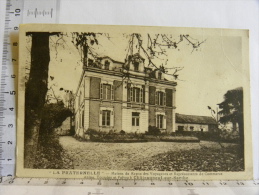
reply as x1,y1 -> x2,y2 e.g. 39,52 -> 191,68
24,33 -> 50,168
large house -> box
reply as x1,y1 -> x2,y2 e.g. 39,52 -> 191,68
74,53 -> 177,137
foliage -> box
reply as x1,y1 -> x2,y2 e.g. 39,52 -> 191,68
39,101 -> 72,136
172,130 -> 239,143
160,136 -> 199,142
34,133 -> 73,169
134,145 -> 244,171
34,101 -> 73,169
218,87 -> 243,127
218,87 -> 244,157
146,125 -> 161,136
81,128 -> 147,142
120,130 -> 126,135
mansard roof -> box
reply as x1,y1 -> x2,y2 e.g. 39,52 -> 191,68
97,56 -> 124,64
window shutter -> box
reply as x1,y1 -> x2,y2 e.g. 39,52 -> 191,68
130,87 -> 133,101
127,83 -> 131,102
99,110 -> 102,126
79,112 -> 81,128
155,91 -> 158,105
142,85 -> 145,103
110,111 -> 114,127
111,85 -> 114,100
82,111 -> 84,128
140,88 -> 143,103
155,114 -> 157,127
163,116 -> 166,129
163,92 -> 166,106
100,83 -> 103,99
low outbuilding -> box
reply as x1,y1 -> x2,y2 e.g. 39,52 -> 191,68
175,113 -> 217,132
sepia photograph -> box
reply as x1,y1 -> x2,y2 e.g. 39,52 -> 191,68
16,24 -> 252,180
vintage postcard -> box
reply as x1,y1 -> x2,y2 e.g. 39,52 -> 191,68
16,24 -> 252,181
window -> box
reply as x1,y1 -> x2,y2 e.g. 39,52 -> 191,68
132,112 -> 140,126
130,87 -> 143,103
133,87 -> 140,102
157,115 -> 163,129
102,110 -> 111,126
100,84 -> 113,100
104,60 -> 110,70
158,72 -> 162,80
190,126 -> 194,131
178,126 -> 184,131
156,91 -> 166,106
134,62 -> 139,71
88,59 -> 94,67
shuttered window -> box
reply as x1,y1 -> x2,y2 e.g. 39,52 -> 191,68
156,91 -> 166,106
156,114 -> 166,129
100,83 -> 113,100
99,110 -> 114,127
133,87 -> 140,102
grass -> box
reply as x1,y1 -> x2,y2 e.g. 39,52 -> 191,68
34,134 -> 73,169
134,145 -> 244,172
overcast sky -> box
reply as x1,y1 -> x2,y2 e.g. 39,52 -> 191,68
26,30 -> 245,117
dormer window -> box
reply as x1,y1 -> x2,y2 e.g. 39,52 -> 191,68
158,72 -> 162,80
134,62 -> 139,71
104,60 -> 110,70
88,59 -> 94,67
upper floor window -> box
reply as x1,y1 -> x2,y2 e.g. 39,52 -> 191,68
104,60 -> 110,70
132,112 -> 140,126
134,62 -> 139,71
130,87 -> 143,103
156,91 -> 166,106
158,72 -> 162,80
100,83 -> 114,100
88,59 -> 94,67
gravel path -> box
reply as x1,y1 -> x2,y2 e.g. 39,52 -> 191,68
59,136 -> 225,170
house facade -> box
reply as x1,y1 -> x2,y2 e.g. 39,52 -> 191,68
74,53 -> 177,137
175,113 -> 217,132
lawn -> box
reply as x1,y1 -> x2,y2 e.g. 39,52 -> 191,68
59,136 -> 243,171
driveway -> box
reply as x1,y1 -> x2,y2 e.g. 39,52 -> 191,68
59,136 -> 226,170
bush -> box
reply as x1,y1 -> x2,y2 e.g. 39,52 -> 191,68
160,136 -> 200,142
34,133 -> 73,169
120,130 -> 126,135
147,126 -> 161,136
85,128 -> 100,135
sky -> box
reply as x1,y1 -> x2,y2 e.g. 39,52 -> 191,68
26,30 -> 245,117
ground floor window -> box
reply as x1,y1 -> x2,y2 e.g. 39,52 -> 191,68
132,112 -> 140,126
178,126 -> 184,131
157,114 -> 164,129
102,110 -> 111,126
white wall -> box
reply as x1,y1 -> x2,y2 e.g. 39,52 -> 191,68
176,123 -> 209,132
